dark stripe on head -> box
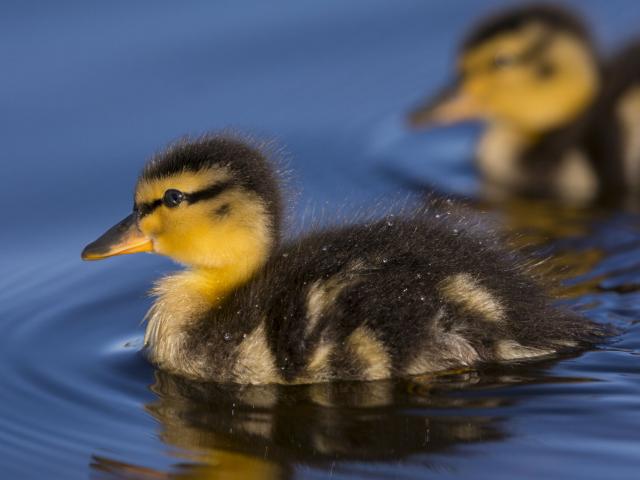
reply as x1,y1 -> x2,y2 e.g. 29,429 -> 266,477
184,179 -> 234,204
136,199 -> 162,218
469,29 -> 556,75
518,31 -> 555,63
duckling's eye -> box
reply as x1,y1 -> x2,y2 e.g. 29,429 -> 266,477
536,61 -> 556,79
492,53 -> 515,70
163,189 -> 185,208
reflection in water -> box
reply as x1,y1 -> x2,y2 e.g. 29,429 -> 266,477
92,452 -> 279,480
91,357 -> 593,479
488,198 -> 640,300
486,198 -> 607,297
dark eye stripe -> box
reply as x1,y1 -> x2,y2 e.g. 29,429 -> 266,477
520,32 -> 555,63
137,199 -> 162,218
470,31 -> 555,76
135,180 -> 234,217
184,179 -> 234,204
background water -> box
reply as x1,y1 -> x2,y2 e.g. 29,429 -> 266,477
1,1 -> 640,478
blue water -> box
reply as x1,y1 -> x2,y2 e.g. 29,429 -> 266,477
1,1 -> 640,478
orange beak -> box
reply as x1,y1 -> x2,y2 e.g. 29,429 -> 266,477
81,214 -> 153,261
408,81 -> 483,128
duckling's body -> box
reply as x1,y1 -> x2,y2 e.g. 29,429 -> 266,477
83,135 -> 604,384
409,5 -> 640,205
146,214 -> 599,384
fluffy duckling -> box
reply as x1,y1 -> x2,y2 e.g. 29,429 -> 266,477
82,134 -> 603,384
409,4 -> 640,205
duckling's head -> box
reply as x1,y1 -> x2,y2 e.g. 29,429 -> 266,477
409,5 -> 600,134
82,135 -> 282,273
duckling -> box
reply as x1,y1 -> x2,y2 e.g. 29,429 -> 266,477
82,134 -> 604,384
408,4 -> 640,205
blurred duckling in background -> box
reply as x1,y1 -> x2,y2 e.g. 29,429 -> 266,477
409,4 -> 640,205
82,134 -> 604,384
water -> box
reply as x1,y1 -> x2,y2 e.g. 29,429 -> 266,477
1,1 -> 640,478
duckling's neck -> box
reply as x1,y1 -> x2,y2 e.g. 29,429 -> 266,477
477,120 -> 599,204
143,256 -> 265,374
180,263 -> 260,302
476,122 -> 538,189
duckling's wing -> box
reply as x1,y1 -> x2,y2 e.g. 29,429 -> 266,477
260,218 -> 603,383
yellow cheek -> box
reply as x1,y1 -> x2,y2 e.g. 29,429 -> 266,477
135,182 -> 273,275
140,203 -> 265,268
139,212 -> 163,237
464,67 -> 583,131
464,75 -> 504,116
489,72 -> 533,112
147,207 -> 210,259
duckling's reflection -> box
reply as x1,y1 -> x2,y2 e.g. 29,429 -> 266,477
92,357 -> 593,479
481,198 -> 606,294
477,197 -> 640,298
146,373 -> 506,467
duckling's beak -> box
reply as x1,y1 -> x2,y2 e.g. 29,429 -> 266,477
81,214 -> 153,261
408,81 -> 482,128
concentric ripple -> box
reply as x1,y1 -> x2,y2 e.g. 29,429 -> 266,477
0,258 -> 160,478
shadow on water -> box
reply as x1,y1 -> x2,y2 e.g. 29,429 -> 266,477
90,354 -> 594,479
